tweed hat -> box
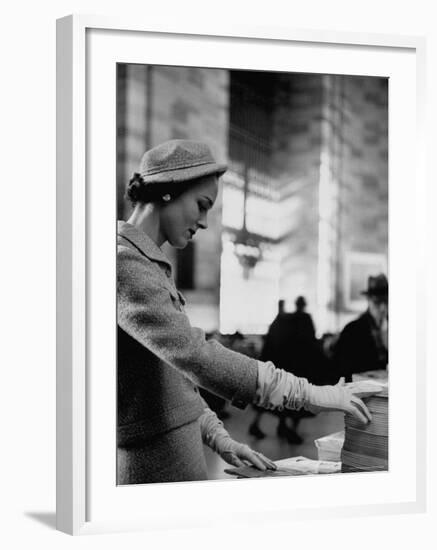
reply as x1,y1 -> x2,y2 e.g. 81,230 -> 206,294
361,274 -> 388,298
139,139 -> 227,184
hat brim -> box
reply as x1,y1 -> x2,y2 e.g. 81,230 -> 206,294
361,290 -> 388,297
141,162 -> 227,184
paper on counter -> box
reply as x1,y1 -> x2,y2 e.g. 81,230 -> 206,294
314,430 -> 345,462
225,456 -> 341,478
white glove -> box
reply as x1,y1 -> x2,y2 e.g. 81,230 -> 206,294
199,407 -> 276,471
254,362 -> 382,424
304,379 -> 375,423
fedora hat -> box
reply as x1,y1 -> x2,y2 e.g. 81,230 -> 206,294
361,274 -> 388,298
139,139 -> 227,184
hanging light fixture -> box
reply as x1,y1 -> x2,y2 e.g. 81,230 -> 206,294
233,165 -> 263,278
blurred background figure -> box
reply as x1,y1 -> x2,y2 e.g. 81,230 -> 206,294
249,297 -> 319,444
261,297 -> 316,377
333,274 -> 388,382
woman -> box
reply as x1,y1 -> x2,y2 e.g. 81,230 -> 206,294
117,139 -> 378,484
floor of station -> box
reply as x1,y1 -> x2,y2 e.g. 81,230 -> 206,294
204,405 -> 344,480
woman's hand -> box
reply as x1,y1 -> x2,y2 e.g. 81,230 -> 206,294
219,442 -> 277,471
304,378 -> 382,424
199,405 -> 276,471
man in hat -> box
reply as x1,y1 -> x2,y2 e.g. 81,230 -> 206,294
333,274 -> 388,382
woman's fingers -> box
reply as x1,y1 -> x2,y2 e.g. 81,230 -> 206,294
222,449 -> 266,470
351,395 -> 372,422
221,447 -> 276,471
257,452 -> 277,470
345,395 -> 372,424
221,451 -> 245,468
249,450 -> 277,470
346,405 -> 367,424
239,448 -> 267,470
239,445 -> 278,471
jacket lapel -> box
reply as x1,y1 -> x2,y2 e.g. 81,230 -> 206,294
117,221 -> 172,269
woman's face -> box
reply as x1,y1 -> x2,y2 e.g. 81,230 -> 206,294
160,175 -> 218,248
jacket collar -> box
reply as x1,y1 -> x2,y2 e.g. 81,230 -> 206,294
117,221 -> 172,268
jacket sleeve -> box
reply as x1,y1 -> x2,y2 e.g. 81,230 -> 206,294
117,245 -> 258,408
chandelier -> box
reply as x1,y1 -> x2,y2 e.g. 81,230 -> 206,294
232,166 -> 263,278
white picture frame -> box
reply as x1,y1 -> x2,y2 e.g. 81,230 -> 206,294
56,14 -> 427,535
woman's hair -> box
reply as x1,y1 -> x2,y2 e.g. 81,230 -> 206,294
125,172 -> 210,206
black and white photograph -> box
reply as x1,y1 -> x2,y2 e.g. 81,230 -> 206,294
1,0 -> 433,544
116,64 -> 389,485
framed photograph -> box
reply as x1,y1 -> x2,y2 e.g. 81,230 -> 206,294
56,15 -> 426,535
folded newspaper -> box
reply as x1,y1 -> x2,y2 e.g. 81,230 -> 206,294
225,456 -> 341,478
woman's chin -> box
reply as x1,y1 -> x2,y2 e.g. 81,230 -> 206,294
171,236 -> 189,249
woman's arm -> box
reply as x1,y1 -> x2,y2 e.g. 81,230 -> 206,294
118,246 -> 379,423
117,246 -> 257,407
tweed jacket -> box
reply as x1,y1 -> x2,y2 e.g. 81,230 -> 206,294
117,221 -> 258,446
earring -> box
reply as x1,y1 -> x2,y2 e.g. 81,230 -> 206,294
162,194 -> 171,202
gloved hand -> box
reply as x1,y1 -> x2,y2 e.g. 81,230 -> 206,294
199,407 -> 276,471
303,378 -> 375,423
254,362 -> 382,424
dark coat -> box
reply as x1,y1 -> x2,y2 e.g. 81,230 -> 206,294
333,310 -> 388,382
261,311 -> 316,378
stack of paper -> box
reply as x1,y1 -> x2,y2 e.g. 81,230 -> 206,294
225,456 -> 341,478
352,370 -> 388,382
341,388 -> 389,473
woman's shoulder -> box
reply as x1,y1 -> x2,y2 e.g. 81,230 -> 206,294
117,233 -> 152,259
117,239 -> 156,275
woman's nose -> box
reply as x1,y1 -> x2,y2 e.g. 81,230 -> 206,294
197,215 -> 208,230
